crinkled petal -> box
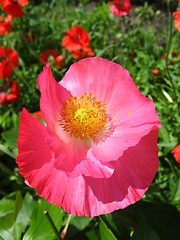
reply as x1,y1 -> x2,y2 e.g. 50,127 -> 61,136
47,134 -> 113,178
60,57 -> 161,161
18,128 -> 158,217
83,128 -> 159,216
66,149 -> 114,178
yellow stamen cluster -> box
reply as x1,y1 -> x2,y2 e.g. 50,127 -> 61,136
59,93 -> 107,140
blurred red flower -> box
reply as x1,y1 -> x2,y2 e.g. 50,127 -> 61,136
109,0 -> 132,17
23,29 -> 35,42
0,80 -> 20,104
33,111 -> 43,120
1,0 -> 29,18
171,144 -> 180,164
62,26 -> 94,59
0,47 -> 19,79
152,69 -> 159,75
173,11 -> 180,32
0,15 -> 13,35
39,49 -> 63,70
171,51 -> 178,58
62,26 -> 90,51
72,46 -> 94,60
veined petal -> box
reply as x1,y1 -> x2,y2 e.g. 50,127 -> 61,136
19,129 -> 158,217
83,128 -> 159,216
47,134 -> 114,178
16,108 -> 52,175
60,57 -> 161,161
37,65 -> 72,135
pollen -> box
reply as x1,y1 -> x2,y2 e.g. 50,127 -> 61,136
59,93 -> 107,140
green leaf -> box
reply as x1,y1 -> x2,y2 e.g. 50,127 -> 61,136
132,217 -> 160,240
13,222 -> 22,240
65,215 -> 92,239
84,228 -> 100,240
0,198 -> 15,218
115,201 -> 180,240
23,198 -> 63,240
0,213 -> 14,240
99,218 -> 117,240
15,192 -> 36,232
2,127 -> 19,149
100,214 -> 130,240
14,192 -> 23,221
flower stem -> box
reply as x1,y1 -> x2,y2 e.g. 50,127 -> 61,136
44,211 -> 62,240
60,214 -> 72,239
166,3 -> 179,112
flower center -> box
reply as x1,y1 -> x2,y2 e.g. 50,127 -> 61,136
59,93 -> 107,140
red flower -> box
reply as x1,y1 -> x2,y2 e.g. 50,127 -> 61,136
55,55 -> 63,69
152,69 -> 159,75
62,26 -> 94,59
109,0 -> 132,17
0,80 -> 19,104
39,49 -> 63,70
171,144 -> 180,164
172,51 -> 178,58
33,111 -> 43,120
23,29 -> 35,42
62,26 -> 90,51
0,15 -> 13,35
72,46 -> 94,60
173,11 -> 180,32
1,0 -> 29,18
0,47 -> 19,78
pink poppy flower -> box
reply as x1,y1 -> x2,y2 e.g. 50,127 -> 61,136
16,57 -> 161,217
109,0 -> 132,17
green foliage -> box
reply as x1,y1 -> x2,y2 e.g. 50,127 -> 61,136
0,0 -> 180,239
